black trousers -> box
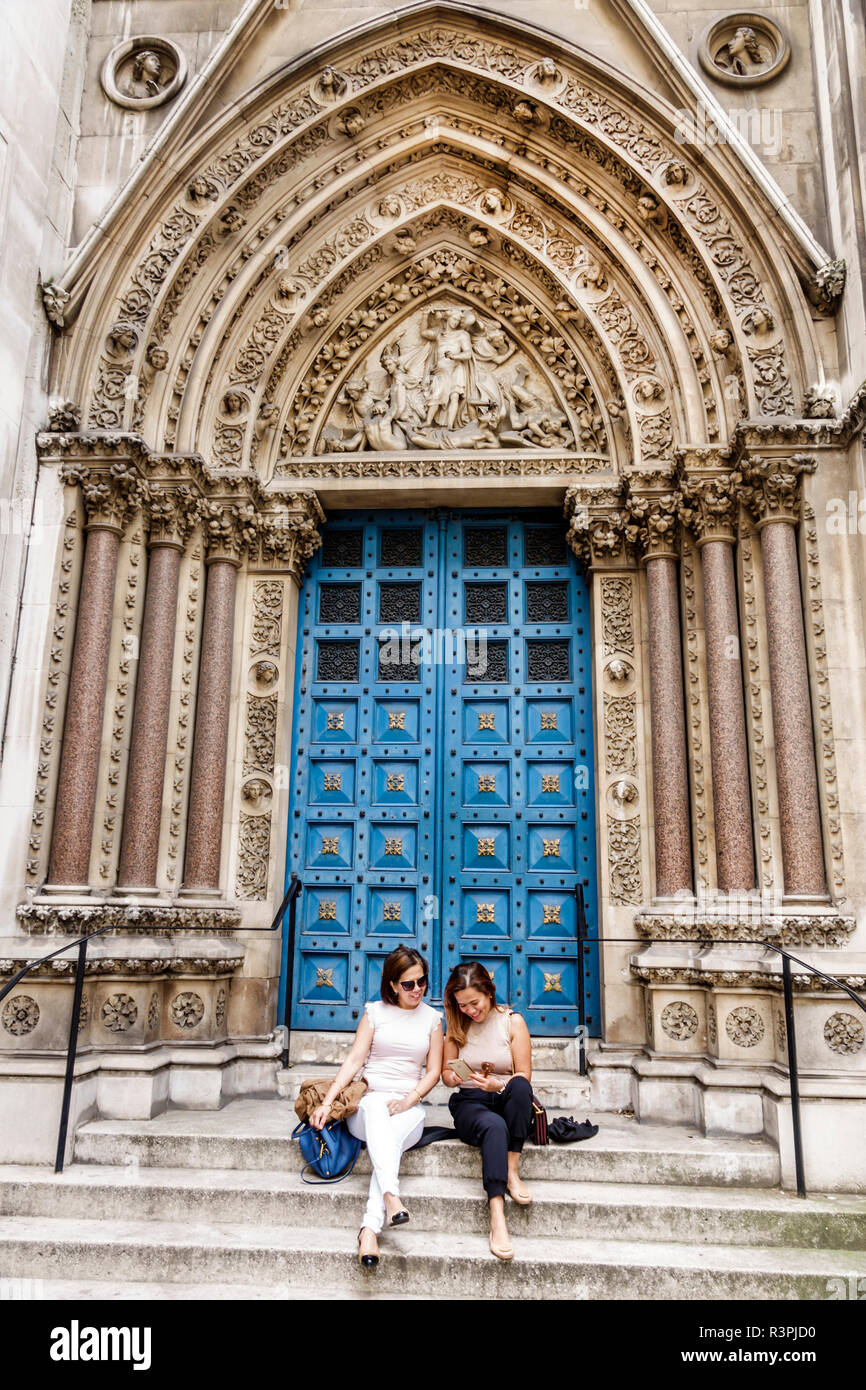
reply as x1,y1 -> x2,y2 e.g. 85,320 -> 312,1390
448,1075 -> 533,1200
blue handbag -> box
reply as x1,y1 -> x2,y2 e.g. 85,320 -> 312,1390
292,1118 -> 362,1184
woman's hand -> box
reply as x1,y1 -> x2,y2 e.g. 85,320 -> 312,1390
468,1071 -> 507,1094
387,1095 -> 415,1116
442,1067 -> 464,1088
309,1104 -> 331,1130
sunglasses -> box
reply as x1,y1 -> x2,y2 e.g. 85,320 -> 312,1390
399,975 -> 428,993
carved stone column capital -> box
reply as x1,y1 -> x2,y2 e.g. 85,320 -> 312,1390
678,472 -> 740,546
200,499 -> 260,565
563,485 -> 634,568
624,472 -> 681,562
737,454 -> 816,529
147,485 -> 203,550
60,461 -> 149,534
258,491 -> 326,580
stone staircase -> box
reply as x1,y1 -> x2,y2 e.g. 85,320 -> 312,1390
1,1071 -> 865,1299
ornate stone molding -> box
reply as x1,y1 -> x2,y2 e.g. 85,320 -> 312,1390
563,485 -> 632,567
0,954 -> 243,979
680,538 -> 710,890
624,469 -> 681,560
632,962 -> 866,993
200,499 -> 260,565
678,471 -> 740,545
633,909 -> 855,947
147,485 -> 203,549
256,493 -> 325,580
805,259 -> 846,316
737,454 -> 816,529
16,902 -> 242,934
58,461 -> 149,535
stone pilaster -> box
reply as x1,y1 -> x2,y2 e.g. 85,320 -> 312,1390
45,462 -> 148,890
626,472 -> 692,899
679,465 -> 755,892
117,486 -> 202,893
181,500 -> 260,897
739,454 -> 826,898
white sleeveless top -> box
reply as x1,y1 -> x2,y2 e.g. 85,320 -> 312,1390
363,1000 -> 442,1095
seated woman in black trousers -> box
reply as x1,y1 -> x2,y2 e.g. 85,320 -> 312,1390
442,961 -> 533,1262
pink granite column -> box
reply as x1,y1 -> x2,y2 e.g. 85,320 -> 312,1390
117,542 -> 183,891
46,526 -> 121,888
760,521 -> 825,895
181,559 -> 238,895
700,539 -> 755,891
645,555 -> 692,896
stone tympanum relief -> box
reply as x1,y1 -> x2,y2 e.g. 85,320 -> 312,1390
100,37 -> 188,111
698,17 -> 790,87
320,304 -> 575,453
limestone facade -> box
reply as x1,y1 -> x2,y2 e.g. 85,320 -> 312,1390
0,0 -> 865,1190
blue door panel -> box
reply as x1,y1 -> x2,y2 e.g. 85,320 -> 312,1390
284,510 -> 600,1035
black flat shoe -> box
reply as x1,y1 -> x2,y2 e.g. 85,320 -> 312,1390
389,1209 -> 410,1227
357,1229 -> 379,1268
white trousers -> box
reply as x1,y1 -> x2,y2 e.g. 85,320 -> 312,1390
346,1091 -> 424,1234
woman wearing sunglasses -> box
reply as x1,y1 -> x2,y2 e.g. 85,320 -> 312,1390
309,945 -> 443,1270
442,961 -> 533,1262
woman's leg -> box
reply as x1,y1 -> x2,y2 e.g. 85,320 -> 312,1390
349,1094 -> 424,1230
346,1098 -> 385,1242
494,1076 -> 534,1201
449,1092 -> 513,1254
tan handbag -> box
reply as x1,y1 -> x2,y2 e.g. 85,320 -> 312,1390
293,1075 -> 367,1124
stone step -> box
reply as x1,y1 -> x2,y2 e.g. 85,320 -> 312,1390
287,1030 -> 584,1073
276,1064 -> 593,1111
1,1214 -> 862,1299
8,1277 -> 435,1301
3,1165 -> 864,1249
73,1098 -> 781,1188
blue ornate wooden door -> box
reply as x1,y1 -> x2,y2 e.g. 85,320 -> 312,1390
282,510 -> 599,1036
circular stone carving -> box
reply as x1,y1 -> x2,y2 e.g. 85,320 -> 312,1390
725,1005 -> 765,1048
605,659 -> 633,686
147,993 -> 160,1031
101,993 -> 138,1032
823,1012 -> 865,1056
100,37 -> 187,111
660,1000 -> 699,1041
698,17 -> 790,87
252,660 -> 279,690
2,994 -> 40,1036
215,988 -> 227,1029
170,991 -> 205,1029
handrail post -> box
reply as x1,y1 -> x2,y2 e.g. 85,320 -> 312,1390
55,935 -> 88,1174
281,876 -> 301,1070
575,883 -> 587,1078
782,954 -> 806,1198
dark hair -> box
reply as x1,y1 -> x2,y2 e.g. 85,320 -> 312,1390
380,945 -> 428,1004
443,961 -> 500,1046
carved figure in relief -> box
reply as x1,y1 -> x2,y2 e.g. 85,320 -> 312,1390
125,49 -> 164,100
320,302 -> 575,452
717,27 -> 768,77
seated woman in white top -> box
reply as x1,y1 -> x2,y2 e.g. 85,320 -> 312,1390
310,946 -> 443,1269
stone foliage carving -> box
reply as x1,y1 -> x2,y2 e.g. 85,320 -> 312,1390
739,455 -> 815,528
170,992 -> 205,1029
2,995 -> 40,1035
167,545 -> 202,885
99,528 -> 144,882
634,910 -> 855,948
17,902 -> 242,934
802,505 -> 846,904
632,960 -> 866,994
806,259 -> 846,316
101,993 -> 138,1032
739,530 -> 775,892
147,994 -> 160,1031
251,580 -> 284,656
660,1001 -> 699,1041
680,540 -> 709,889
42,283 -> 71,329
26,507 -> 79,882
724,1005 -> 765,1048
707,1001 -> 717,1046
600,577 -> 635,656
604,694 -> 637,775
823,1013 -> 865,1055
679,472 -> 739,543
608,817 -> 642,904
59,462 -> 148,533
0,955 -> 243,979
215,987 -> 227,1029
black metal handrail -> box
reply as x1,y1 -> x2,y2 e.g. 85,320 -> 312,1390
573,885 -> 866,1198
0,874 -> 301,1172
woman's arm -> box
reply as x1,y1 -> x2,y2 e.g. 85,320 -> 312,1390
508,1012 -> 532,1083
387,1023 -> 444,1115
309,1014 -> 373,1128
441,1033 -> 463,1088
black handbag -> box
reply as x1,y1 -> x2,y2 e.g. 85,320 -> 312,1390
548,1116 -> 599,1143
